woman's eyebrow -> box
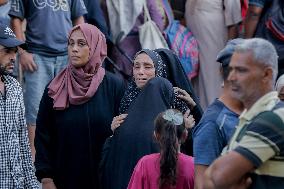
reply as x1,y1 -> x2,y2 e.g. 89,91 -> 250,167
77,38 -> 87,42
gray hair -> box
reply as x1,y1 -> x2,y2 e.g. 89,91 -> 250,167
234,38 -> 278,82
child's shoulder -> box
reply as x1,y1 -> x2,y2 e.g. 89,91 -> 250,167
179,153 -> 194,162
140,153 -> 160,162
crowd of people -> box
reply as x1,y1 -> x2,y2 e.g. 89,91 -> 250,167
0,0 -> 284,189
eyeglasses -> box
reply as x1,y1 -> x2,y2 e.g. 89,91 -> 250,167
0,47 -> 18,54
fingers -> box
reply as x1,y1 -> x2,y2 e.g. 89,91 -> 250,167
26,61 -> 37,72
175,88 -> 196,107
19,52 -> 37,72
111,114 -> 128,132
174,87 -> 187,95
184,109 -> 190,118
174,87 -> 191,99
184,110 -> 195,129
30,61 -> 37,72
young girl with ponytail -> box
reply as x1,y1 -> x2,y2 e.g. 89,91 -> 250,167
127,109 -> 194,189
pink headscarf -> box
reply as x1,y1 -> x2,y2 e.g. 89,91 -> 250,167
48,23 -> 107,110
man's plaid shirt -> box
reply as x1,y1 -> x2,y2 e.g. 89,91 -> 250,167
0,75 -> 38,188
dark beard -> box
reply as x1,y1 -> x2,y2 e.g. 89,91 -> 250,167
0,64 -> 11,76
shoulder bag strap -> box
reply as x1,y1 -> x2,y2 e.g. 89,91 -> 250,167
143,1 -> 152,23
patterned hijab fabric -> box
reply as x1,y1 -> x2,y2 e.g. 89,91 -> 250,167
119,49 -> 190,114
119,49 -> 167,113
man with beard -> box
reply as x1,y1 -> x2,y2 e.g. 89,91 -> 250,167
203,38 -> 284,189
0,23 -> 38,188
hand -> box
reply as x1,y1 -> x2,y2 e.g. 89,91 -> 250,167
19,50 -> 37,72
42,178 -> 57,189
174,87 -> 196,108
111,114 -> 128,132
228,177 -> 252,189
183,109 -> 195,129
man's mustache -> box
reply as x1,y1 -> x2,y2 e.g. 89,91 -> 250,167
0,60 -> 15,76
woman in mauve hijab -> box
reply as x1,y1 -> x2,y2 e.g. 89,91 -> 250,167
34,23 -> 125,189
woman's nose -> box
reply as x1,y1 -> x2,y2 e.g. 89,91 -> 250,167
137,67 -> 145,74
72,44 -> 78,52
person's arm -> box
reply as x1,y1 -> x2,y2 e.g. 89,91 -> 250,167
228,25 -> 239,40
194,165 -> 208,189
72,15 -> 85,26
70,0 -> 87,26
224,0 -> 243,39
10,17 -> 37,72
244,5 -> 263,38
34,88 -> 56,187
18,86 -> 39,188
111,114 -> 128,132
10,17 -> 24,41
203,151 -> 253,189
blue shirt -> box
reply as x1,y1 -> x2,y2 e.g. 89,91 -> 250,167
9,0 -> 87,56
0,1 -> 10,26
193,99 -> 239,165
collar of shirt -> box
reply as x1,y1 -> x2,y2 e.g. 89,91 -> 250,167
239,91 -> 280,125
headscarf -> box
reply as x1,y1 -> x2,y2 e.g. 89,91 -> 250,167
119,49 -> 166,113
48,23 -> 107,110
276,74 -> 284,93
155,48 -> 203,116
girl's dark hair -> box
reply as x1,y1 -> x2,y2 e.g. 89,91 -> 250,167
154,109 -> 186,188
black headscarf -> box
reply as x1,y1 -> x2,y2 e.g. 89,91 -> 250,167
155,48 -> 203,119
100,49 -> 194,189
100,77 -> 175,189
155,49 -> 203,156
119,49 -> 167,113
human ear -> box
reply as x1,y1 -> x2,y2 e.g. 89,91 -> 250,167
262,67 -> 273,83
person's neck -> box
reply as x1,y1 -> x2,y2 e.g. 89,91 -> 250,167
219,86 -> 244,115
244,88 -> 274,110
177,144 -> 181,153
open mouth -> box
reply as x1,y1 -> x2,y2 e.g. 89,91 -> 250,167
230,85 -> 240,91
136,78 -> 148,82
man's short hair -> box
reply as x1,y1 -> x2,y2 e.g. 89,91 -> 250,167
235,38 -> 278,82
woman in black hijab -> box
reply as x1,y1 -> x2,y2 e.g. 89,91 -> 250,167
156,48 -> 203,155
155,48 -> 203,120
100,49 -> 197,189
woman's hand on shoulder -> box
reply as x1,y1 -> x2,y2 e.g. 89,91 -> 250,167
174,87 -> 196,108
183,109 -> 195,129
111,114 -> 128,132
